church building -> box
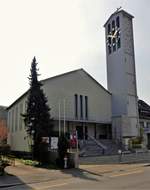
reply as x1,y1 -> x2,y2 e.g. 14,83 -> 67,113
7,9 -> 141,153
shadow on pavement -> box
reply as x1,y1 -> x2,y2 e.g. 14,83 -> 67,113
61,168 -> 100,181
0,173 -> 32,190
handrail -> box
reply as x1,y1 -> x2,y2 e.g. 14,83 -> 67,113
88,135 -> 107,150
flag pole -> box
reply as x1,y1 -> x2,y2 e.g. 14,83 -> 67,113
59,100 -> 61,137
64,99 -> 66,135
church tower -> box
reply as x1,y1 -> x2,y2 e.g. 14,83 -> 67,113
104,9 -> 139,144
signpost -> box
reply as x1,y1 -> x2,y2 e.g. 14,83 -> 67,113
51,137 -> 58,149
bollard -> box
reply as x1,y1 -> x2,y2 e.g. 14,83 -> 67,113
64,156 -> 68,169
118,149 -> 122,162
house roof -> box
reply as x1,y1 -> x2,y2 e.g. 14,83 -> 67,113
104,9 -> 134,27
138,99 -> 150,120
7,68 -> 111,110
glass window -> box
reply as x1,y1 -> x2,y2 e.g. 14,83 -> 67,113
19,103 -> 23,130
108,45 -> 111,54
15,107 -> 18,131
112,20 -> 115,32
147,122 -> 150,128
113,38 -> 116,52
12,109 -> 14,132
117,37 -> 121,49
7,112 -> 10,131
80,95 -> 83,119
140,122 -> 144,127
85,96 -> 88,119
107,36 -> 112,54
116,16 -> 120,28
74,94 -> 78,118
108,24 -> 111,34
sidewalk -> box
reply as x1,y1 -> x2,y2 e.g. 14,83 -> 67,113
0,163 -> 72,188
79,163 -> 148,176
0,162 -> 148,188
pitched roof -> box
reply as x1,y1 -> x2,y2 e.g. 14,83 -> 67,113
7,68 -> 111,110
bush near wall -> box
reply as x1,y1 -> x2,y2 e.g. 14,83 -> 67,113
129,137 -> 143,149
0,144 -> 10,156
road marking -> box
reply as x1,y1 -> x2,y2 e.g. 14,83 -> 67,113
31,178 -> 72,190
110,169 -> 143,178
41,182 -> 68,189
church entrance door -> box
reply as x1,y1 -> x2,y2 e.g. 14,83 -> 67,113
76,126 -> 83,140
147,133 -> 150,149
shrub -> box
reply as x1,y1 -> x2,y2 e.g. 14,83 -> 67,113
130,137 -> 142,149
0,144 -> 10,156
0,160 -> 9,176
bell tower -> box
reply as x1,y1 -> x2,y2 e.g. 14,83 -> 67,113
104,9 -> 139,144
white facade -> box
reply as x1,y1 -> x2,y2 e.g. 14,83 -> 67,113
7,9 -> 141,152
7,69 -> 112,152
104,10 -> 139,142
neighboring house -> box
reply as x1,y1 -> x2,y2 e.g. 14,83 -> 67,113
0,106 -> 7,144
7,69 -> 112,152
138,99 -> 150,149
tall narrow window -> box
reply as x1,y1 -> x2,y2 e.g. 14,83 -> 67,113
117,37 -> 121,49
12,109 -> 14,132
107,24 -> 111,34
15,107 -> 18,131
74,94 -> 78,118
19,103 -> 23,130
107,36 -> 112,54
108,46 -> 111,54
80,95 -> 83,119
85,96 -> 88,119
113,38 -> 116,52
112,20 -> 115,32
116,16 -> 120,28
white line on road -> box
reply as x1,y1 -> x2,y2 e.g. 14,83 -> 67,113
110,169 -> 143,178
35,182 -> 68,189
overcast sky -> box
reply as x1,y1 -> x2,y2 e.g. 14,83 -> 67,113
0,0 -> 150,106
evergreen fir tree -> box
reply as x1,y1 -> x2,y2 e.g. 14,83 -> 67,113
23,57 -> 53,160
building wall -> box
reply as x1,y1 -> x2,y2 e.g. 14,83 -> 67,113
7,70 -> 112,151
7,96 -> 30,151
105,11 -> 139,140
139,119 -> 150,148
42,70 -> 111,123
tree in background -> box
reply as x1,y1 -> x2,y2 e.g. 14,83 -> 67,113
23,57 -> 53,161
0,121 -> 7,144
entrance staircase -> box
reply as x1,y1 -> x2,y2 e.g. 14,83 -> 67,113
79,137 -> 119,157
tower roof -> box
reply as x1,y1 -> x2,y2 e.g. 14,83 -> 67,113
104,9 -> 134,27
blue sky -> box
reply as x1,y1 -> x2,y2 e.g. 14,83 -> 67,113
0,0 -> 149,106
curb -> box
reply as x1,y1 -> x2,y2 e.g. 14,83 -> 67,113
0,182 -> 24,188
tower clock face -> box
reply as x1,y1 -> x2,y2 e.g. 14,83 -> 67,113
106,16 -> 121,54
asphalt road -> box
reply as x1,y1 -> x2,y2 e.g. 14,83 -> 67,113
2,164 -> 150,190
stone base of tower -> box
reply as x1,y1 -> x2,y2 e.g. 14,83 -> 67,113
112,115 -> 139,149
